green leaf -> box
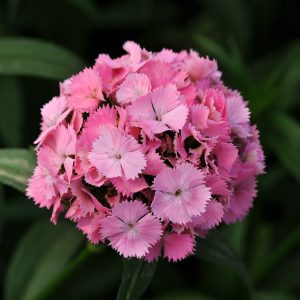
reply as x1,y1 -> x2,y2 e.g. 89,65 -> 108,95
196,232 -> 254,295
117,259 -> 157,300
0,38 -> 84,80
266,113 -> 300,183
4,220 -> 84,300
0,148 -> 35,192
0,77 -> 23,146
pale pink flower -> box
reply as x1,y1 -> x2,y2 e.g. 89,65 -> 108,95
77,204 -> 108,244
116,73 -> 151,104
226,92 -> 250,138
43,125 -> 76,181
67,68 -> 104,112
129,84 -> 188,138
184,54 -> 221,81
35,96 -> 71,145
100,200 -> 162,258
66,178 -> 105,221
88,126 -> 146,180
26,147 -> 68,210
152,163 -> 211,224
94,54 -> 128,93
190,104 -> 210,130
154,49 -> 177,63
143,147 -> 166,176
76,106 -> 118,176
139,60 -> 176,88
77,214 -> 104,244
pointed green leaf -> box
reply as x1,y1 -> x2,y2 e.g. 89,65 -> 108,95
117,259 -> 157,300
4,220 -> 83,300
0,38 -> 84,80
0,148 -> 35,192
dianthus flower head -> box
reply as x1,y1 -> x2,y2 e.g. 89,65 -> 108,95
27,41 -> 264,262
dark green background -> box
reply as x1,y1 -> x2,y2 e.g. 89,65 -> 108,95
0,0 -> 299,299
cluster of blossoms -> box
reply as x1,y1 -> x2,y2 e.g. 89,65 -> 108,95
27,41 -> 264,261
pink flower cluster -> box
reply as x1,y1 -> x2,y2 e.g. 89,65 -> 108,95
27,41 -> 264,262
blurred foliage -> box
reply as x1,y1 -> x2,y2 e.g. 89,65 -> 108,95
0,0 -> 299,299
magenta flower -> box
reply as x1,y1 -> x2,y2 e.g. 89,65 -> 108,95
88,125 -> 146,180
100,200 -> 162,258
151,163 -> 211,224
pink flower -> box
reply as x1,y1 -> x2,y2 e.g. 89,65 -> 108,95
190,200 -> 224,230
110,176 -> 148,197
138,60 -> 176,88
66,178 -> 105,221
116,73 -> 151,104
27,41 -> 265,262
76,106 -> 117,176
212,141 -> 238,175
26,147 -> 68,210
67,68 -> 104,112
184,54 -> 221,81
88,125 -> 146,180
145,232 -> 195,262
94,54 -> 128,94
152,163 -> 211,224
43,125 -> 76,181
223,177 -> 257,224
226,92 -> 250,138
35,96 -> 71,145
164,233 -> 195,262
100,200 -> 162,258
77,208 -> 108,244
129,84 -> 188,138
